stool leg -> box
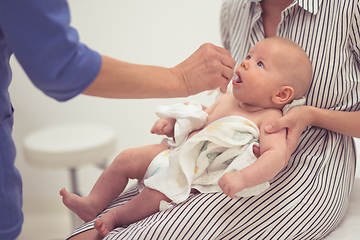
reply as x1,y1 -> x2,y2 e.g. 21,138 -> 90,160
96,158 -> 108,170
70,168 -> 81,196
69,168 -> 84,230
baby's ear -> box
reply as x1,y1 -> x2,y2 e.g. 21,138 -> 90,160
272,86 -> 294,105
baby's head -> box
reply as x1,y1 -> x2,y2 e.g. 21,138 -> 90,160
232,37 -> 312,109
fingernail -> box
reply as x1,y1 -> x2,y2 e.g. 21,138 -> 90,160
265,125 -> 273,132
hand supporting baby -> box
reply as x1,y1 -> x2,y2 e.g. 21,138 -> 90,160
265,105 -> 313,161
218,171 -> 247,199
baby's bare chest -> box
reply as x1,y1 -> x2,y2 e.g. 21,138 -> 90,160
206,104 -> 262,128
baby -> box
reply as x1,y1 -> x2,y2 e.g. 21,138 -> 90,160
60,37 -> 312,238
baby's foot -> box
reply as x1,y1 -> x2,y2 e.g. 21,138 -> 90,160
94,218 -> 113,237
59,188 -> 98,222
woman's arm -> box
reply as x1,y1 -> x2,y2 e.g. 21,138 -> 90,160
265,106 -> 360,160
0,1 -> 234,101
309,107 -> 360,137
83,43 -> 235,99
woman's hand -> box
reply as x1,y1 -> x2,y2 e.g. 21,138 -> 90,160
264,106 -> 314,160
264,105 -> 360,161
172,43 -> 236,95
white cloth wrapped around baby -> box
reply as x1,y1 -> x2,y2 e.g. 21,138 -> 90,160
139,101 -> 270,204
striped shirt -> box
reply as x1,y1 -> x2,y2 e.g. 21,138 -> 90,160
69,1 -> 359,239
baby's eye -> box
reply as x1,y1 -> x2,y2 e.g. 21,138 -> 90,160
257,61 -> 264,68
246,55 -> 251,60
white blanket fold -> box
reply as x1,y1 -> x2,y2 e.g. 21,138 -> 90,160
155,101 -> 208,147
144,116 -> 270,204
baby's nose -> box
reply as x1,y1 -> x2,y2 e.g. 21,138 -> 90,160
240,60 -> 248,70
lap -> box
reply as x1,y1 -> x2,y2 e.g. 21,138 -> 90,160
67,178 -> 347,240
68,132 -> 355,240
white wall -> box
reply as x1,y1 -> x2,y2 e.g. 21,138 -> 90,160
9,0 -> 224,205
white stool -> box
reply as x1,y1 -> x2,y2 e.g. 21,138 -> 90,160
22,123 -> 117,230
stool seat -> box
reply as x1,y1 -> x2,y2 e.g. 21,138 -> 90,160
23,123 -> 117,230
23,123 -> 116,169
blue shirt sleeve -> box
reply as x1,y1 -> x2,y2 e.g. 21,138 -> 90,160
0,0 -> 102,101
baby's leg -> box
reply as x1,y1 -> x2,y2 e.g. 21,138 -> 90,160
94,187 -> 170,237
60,144 -> 169,222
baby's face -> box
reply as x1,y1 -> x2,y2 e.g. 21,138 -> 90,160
232,40 -> 291,107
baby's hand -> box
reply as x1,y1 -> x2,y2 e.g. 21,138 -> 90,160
151,118 -> 176,137
218,171 -> 246,199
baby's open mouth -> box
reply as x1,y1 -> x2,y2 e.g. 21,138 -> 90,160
232,73 -> 242,84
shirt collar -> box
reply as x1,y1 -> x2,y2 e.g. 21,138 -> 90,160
294,0 -> 323,14
248,0 -> 323,15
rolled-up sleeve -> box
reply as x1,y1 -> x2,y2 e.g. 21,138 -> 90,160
0,0 -> 102,101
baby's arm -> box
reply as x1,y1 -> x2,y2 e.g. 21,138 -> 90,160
219,110 -> 287,199
151,97 -> 222,139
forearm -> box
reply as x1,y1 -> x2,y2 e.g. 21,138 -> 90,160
307,106 -> 360,138
83,42 -> 236,99
219,149 -> 285,199
240,150 -> 286,188
83,55 -> 188,99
